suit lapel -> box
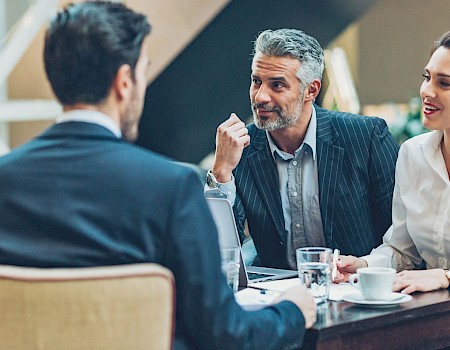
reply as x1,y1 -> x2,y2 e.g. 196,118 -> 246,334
247,129 -> 287,243
316,107 -> 344,247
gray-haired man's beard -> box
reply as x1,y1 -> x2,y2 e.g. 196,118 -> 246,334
251,102 -> 302,131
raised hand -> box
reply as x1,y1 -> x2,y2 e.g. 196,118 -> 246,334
211,113 -> 250,182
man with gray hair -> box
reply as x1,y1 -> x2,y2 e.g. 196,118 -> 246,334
206,29 -> 399,270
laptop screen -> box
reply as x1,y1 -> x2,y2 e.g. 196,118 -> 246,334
206,197 -> 298,287
206,197 -> 249,287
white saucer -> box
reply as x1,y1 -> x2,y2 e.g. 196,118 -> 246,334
343,292 -> 412,307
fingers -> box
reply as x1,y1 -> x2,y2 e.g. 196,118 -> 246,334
220,120 -> 247,135
393,280 -> 416,294
335,255 -> 361,275
332,270 -> 349,283
393,272 -> 423,294
216,113 -> 248,147
393,270 -> 444,294
401,286 -> 416,294
305,307 -> 317,329
228,112 -> 241,123
279,285 -> 316,329
214,113 -> 249,172
392,280 -> 406,292
232,125 -> 249,138
302,290 -> 317,329
335,255 -> 354,268
242,135 -> 250,148
218,113 -> 244,130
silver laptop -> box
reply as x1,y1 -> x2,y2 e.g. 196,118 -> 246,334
206,197 -> 297,288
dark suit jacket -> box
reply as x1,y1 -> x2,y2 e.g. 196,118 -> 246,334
234,106 -> 399,269
0,121 -> 305,350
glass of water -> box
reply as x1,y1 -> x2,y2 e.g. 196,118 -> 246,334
220,247 -> 240,293
296,247 -> 332,304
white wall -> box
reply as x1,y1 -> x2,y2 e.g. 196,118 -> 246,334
357,0 -> 450,105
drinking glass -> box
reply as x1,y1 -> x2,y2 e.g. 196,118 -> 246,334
296,247 -> 332,304
220,247 -> 240,293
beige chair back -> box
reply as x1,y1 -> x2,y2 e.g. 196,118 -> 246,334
0,263 -> 175,350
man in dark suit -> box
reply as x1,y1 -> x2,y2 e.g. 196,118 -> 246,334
207,29 -> 399,270
0,4 -> 316,349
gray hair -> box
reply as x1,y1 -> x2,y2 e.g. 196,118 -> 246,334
253,29 -> 324,88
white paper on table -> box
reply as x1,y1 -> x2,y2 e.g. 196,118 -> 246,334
329,282 -> 358,301
248,278 -> 358,301
234,288 -> 280,310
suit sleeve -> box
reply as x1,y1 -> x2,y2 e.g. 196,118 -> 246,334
164,168 -> 306,350
233,188 -> 247,243
368,118 -> 399,242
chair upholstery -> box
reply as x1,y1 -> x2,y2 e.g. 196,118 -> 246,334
0,263 -> 175,350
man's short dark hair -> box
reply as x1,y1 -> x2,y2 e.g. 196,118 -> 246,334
44,1 -> 151,106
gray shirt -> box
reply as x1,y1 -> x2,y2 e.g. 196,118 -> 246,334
267,107 -> 325,268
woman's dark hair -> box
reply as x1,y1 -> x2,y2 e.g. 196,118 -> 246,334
44,1 -> 151,105
431,31 -> 450,55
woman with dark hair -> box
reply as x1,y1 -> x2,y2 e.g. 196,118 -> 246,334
337,31 -> 450,294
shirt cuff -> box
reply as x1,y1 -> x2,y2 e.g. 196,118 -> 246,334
361,253 -> 390,268
204,176 -> 236,205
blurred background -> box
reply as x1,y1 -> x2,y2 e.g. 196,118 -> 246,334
1,0 -> 449,165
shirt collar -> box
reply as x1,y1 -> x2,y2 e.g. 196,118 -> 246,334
56,110 -> 122,138
267,105 -> 317,161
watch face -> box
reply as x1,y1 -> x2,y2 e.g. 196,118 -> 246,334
207,172 -> 218,188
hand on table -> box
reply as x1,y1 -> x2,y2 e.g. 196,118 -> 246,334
211,113 -> 250,182
393,269 -> 450,294
276,284 -> 316,329
333,255 -> 368,283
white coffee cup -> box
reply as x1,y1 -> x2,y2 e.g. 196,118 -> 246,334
348,267 -> 396,301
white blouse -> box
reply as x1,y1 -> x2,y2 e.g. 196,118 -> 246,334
365,130 -> 450,271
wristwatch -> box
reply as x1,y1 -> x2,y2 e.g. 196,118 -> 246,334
206,170 -> 234,189
206,170 -> 220,188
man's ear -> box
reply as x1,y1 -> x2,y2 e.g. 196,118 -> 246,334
113,64 -> 133,100
304,79 -> 321,101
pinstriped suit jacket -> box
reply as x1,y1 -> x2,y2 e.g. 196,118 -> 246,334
234,106 -> 399,269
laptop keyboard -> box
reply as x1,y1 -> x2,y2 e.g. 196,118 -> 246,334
248,272 -> 276,280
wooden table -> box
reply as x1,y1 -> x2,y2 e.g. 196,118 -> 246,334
301,288 -> 450,350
